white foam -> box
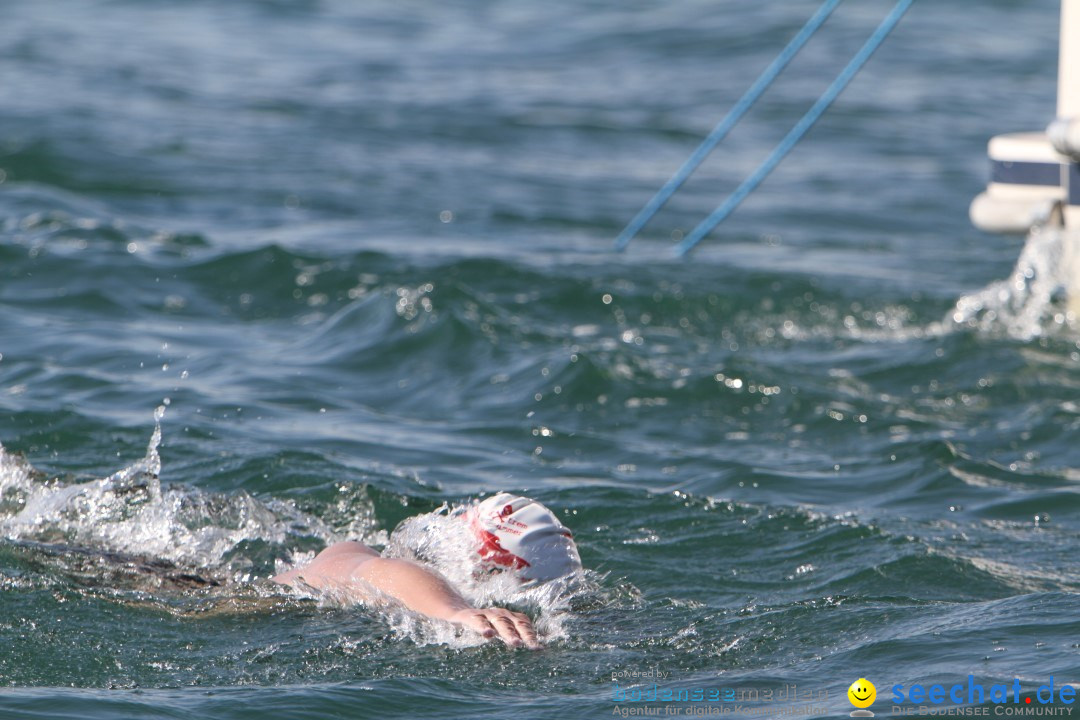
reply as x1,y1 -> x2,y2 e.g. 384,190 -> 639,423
942,223 -> 1077,340
0,406 -> 346,574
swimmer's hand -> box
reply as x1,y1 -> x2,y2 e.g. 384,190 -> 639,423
449,607 -> 541,650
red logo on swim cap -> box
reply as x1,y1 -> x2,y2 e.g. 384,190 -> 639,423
500,504 -> 514,519
475,529 -> 530,571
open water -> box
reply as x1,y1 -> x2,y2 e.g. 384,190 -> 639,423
1,1 -> 1078,718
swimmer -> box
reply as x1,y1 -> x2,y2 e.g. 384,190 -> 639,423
272,493 -> 581,650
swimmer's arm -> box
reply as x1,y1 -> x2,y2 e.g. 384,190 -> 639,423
352,557 -> 540,649
272,543 -> 539,649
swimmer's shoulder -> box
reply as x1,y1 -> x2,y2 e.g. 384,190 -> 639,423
316,541 -> 380,559
271,540 -> 379,587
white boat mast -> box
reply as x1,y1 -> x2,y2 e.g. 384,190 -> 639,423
1058,0 -> 1079,120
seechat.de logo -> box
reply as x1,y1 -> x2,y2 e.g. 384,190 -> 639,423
891,676 -> 1077,706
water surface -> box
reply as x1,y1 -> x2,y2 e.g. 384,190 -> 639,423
1,1 -> 1078,718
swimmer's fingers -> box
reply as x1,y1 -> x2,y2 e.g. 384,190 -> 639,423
451,609 -> 497,639
506,609 -> 540,649
450,608 -> 541,650
481,608 -> 541,650
487,610 -> 524,648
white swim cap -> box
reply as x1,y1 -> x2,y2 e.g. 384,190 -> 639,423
466,493 -> 581,583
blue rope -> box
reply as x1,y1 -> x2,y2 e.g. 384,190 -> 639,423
676,0 -> 914,257
613,0 -> 843,252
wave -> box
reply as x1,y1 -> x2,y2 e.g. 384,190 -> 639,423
0,406 -> 346,578
0,411 -> 601,650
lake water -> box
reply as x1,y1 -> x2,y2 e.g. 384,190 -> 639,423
1,1 -> 1078,718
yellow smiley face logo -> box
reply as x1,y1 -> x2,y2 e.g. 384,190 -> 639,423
848,678 -> 876,708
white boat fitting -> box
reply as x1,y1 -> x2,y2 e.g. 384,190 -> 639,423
970,0 -> 1080,234
970,0 -> 1080,312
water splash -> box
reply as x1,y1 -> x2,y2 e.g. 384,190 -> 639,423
0,406 -> 348,576
1,417 -> 593,648
733,225 -> 1079,346
379,501 -> 589,646
943,223 -> 1078,340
